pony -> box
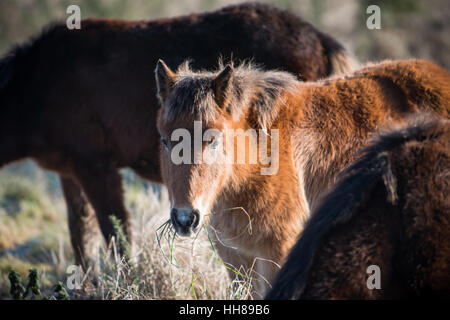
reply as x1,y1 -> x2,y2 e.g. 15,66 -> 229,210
266,116 -> 450,299
155,58 -> 450,297
0,2 -> 353,269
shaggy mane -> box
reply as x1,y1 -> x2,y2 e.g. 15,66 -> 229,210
163,60 -> 298,130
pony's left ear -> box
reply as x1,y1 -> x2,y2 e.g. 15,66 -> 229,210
155,59 -> 175,105
212,65 -> 234,109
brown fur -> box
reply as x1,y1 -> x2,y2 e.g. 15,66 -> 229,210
0,2 -> 352,269
156,59 -> 450,297
266,116 -> 450,299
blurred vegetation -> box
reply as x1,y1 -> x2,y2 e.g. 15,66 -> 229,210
0,161 -> 237,300
0,0 -> 448,67
0,0 -> 449,300
0,161 -> 69,298
9,268 -> 69,299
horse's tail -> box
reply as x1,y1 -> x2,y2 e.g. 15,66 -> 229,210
317,31 -> 358,76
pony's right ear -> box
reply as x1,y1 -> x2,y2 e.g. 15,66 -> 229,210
212,65 -> 234,109
155,59 -> 175,105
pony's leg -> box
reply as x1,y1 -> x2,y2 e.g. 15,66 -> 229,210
73,161 -> 132,258
60,176 -> 101,271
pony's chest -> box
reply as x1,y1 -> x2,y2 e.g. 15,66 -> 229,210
208,203 -> 269,254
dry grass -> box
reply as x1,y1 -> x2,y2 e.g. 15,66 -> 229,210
78,183 -> 252,300
0,163 -> 253,300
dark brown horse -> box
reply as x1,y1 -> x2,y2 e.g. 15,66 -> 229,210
266,116 -> 450,299
0,2 -> 353,268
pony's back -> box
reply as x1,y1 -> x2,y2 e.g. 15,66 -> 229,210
313,59 -> 450,119
357,59 -> 450,117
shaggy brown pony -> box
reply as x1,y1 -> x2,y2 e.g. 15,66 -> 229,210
266,116 -> 450,299
0,2 -> 353,268
155,59 -> 450,298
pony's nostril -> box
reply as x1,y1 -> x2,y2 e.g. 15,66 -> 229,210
170,208 -> 181,228
192,210 -> 200,228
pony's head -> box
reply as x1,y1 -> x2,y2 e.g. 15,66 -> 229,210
155,59 -> 297,236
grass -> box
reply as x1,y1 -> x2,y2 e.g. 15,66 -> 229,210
0,161 -> 252,300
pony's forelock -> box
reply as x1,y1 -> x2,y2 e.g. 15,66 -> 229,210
162,60 -> 299,128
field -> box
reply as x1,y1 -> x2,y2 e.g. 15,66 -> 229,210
0,161 -> 249,300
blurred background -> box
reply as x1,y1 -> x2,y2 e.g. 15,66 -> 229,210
1,0 -> 449,68
0,0 -> 449,299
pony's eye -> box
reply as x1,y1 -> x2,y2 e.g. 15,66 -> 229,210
207,136 -> 221,150
209,140 -> 219,149
160,137 -> 169,149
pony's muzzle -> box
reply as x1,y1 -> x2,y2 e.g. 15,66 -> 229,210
170,207 -> 200,236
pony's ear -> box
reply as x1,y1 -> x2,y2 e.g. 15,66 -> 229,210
212,65 -> 234,109
155,59 -> 175,105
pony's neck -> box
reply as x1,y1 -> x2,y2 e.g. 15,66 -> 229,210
289,84 -> 384,211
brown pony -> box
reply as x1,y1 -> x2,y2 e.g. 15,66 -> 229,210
266,116 -> 450,299
0,2 -> 353,269
155,59 -> 450,297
